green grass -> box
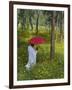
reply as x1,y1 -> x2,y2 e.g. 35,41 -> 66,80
17,30 -> 64,81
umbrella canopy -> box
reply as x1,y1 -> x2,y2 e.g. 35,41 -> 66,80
28,36 -> 46,45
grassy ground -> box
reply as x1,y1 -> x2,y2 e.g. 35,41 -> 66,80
17,30 -> 64,80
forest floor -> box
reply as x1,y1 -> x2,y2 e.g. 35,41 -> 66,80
17,30 -> 64,80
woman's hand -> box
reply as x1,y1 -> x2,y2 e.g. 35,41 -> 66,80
36,47 -> 38,50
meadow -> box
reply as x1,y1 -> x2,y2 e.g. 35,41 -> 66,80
17,28 -> 64,80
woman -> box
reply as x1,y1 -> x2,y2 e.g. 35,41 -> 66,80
25,44 -> 38,70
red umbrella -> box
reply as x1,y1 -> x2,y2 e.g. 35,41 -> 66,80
28,36 -> 46,45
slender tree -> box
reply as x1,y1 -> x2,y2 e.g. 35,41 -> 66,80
36,11 -> 39,35
59,12 -> 64,42
17,9 -> 26,31
29,16 -> 33,30
50,11 -> 56,60
28,10 -> 34,30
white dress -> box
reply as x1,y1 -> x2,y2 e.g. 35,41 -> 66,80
25,45 -> 37,70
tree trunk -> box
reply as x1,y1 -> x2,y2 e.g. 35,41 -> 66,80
59,12 -> 64,42
50,11 -> 56,60
29,16 -> 33,30
22,16 -> 26,31
59,21 -> 63,42
36,12 -> 39,35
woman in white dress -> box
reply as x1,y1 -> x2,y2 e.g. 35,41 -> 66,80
25,44 -> 38,70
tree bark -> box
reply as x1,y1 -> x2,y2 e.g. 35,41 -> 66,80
22,16 -> 26,31
36,12 -> 39,35
59,21 -> 62,42
29,16 -> 33,30
59,12 -> 64,42
50,11 -> 56,60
